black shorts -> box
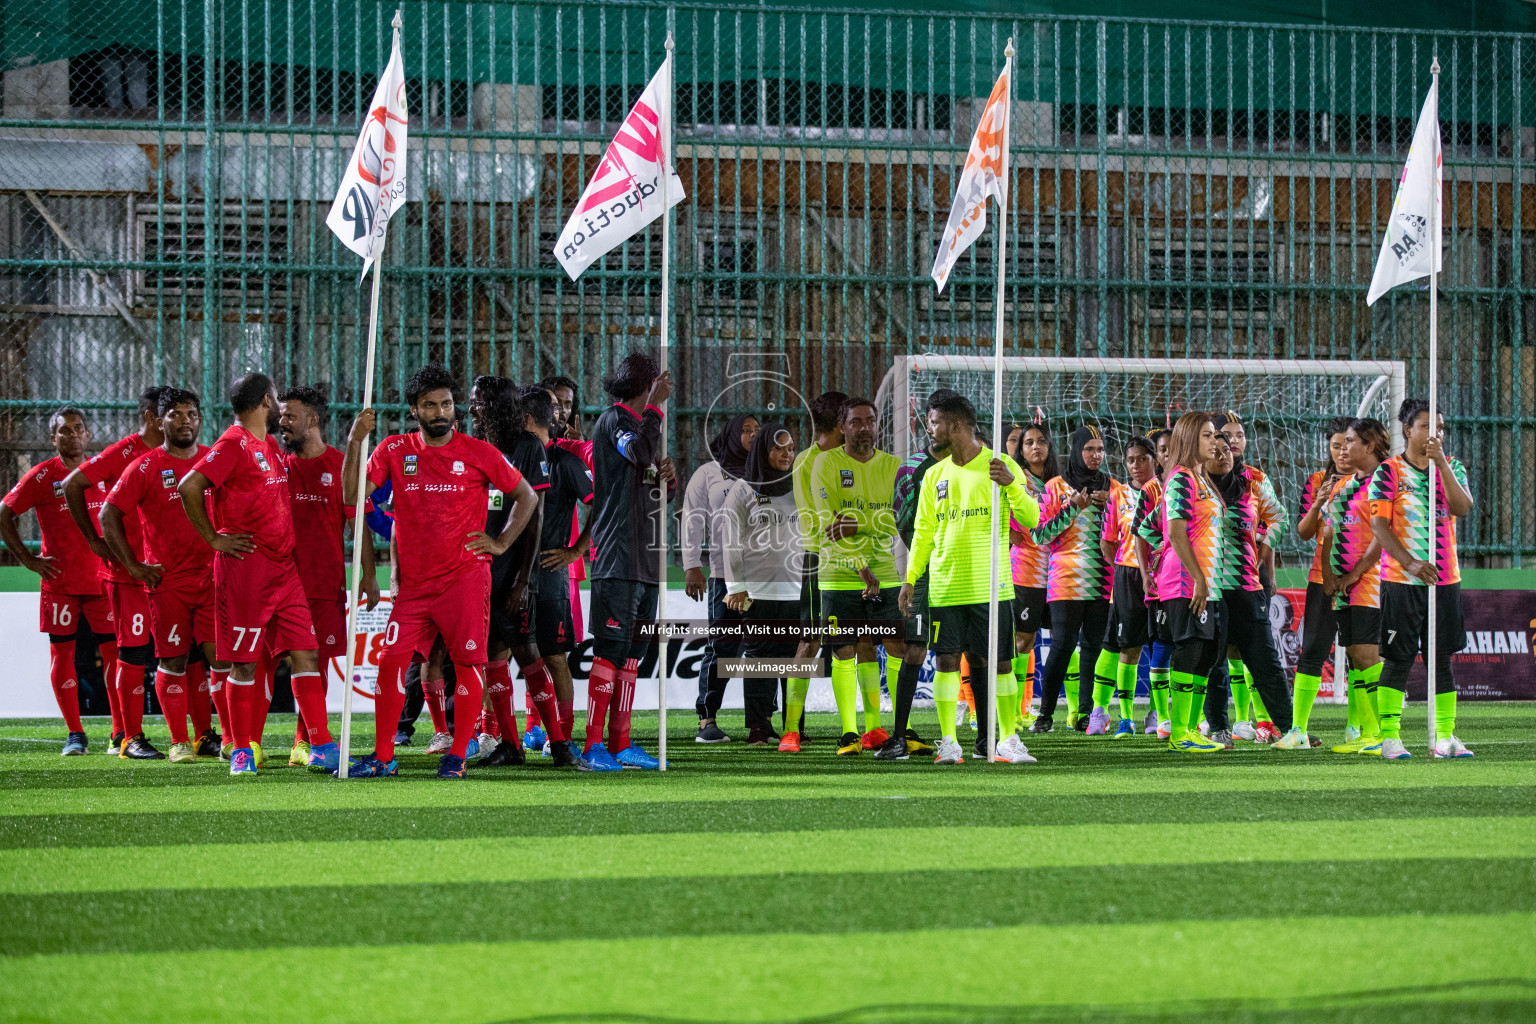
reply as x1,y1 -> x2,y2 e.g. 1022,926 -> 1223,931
489,592 -> 536,650
905,575 -> 929,645
1379,581 -> 1466,663
1299,581 -> 1339,672
798,554 -> 823,630
1148,594 -> 1173,644
929,600 -> 1015,661
822,587 -> 904,646
1161,597 -> 1220,644
1014,585 -> 1047,634
536,593 -> 577,654
589,577 -> 659,662
1104,565 -> 1148,650
1224,587 -> 1269,626
1335,603 -> 1383,650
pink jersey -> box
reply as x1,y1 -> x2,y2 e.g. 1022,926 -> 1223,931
193,425 -> 297,562
1153,467 -> 1224,601
3,456 -> 108,594
367,430 -> 524,593
105,446 -> 213,584
1008,470 -> 1049,588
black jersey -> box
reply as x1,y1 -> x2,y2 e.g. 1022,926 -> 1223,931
533,439 -> 595,600
486,431 -> 550,591
590,401 -> 674,582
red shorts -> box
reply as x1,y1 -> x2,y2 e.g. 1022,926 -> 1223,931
213,551 -> 316,662
39,585 -> 113,637
148,572 -> 216,658
309,596 -> 348,661
383,569 -> 490,665
106,580 -> 153,648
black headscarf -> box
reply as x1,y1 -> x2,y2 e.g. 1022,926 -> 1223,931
1064,424 -> 1110,493
709,413 -> 756,480
742,421 -> 795,498
1209,414 -> 1245,505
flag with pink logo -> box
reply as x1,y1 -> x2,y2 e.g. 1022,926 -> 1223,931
326,25 -> 409,276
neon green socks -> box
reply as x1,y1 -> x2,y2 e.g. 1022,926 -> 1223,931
1150,664 -> 1170,720
1345,668 -> 1362,732
1435,689 -> 1457,737
1092,649 -> 1117,711
1356,662 -> 1383,738
830,657 -> 859,736
1376,684 -> 1405,739
1251,686 -> 1270,724
1114,660 -> 1138,721
1170,670 -> 1197,736
784,677 -> 810,734
1228,658 -> 1251,722
1064,648 -> 1081,714
995,672 -> 1019,737
1013,654 -> 1031,689
855,660 -> 883,733
1293,672 -> 1322,732
934,669 -> 961,741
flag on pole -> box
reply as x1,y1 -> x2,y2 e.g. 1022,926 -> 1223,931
555,55 -> 685,281
326,27 -> 409,277
931,65 -> 1011,293
1366,82 -> 1442,306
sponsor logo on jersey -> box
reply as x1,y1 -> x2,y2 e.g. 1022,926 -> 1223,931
452,460 -> 465,475
320,472 -> 333,486
51,481 -> 65,498
404,454 -> 418,476
324,634 -> 336,645
616,430 -> 636,456
488,490 -> 504,510
464,639 -> 477,652
936,479 -> 949,500
840,470 -> 855,488
161,468 -> 177,488
254,451 -> 271,473
539,460 -> 549,478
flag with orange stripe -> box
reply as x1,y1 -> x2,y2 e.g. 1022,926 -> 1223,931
930,65 -> 1010,293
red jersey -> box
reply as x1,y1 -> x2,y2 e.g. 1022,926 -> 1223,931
2,455 -> 108,594
193,424 -> 297,562
367,430 -> 524,593
78,433 -> 155,584
279,445 -> 357,600
104,446 -> 213,584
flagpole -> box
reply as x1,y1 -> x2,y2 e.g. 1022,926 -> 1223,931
655,31 -> 675,771
1426,56 -> 1440,755
985,39 -> 1014,765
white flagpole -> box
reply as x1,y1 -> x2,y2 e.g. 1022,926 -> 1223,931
655,32 -> 675,771
336,10 -> 399,779
1426,56 -> 1440,755
985,39 -> 1014,764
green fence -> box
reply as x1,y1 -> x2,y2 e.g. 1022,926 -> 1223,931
1,1 -> 1533,562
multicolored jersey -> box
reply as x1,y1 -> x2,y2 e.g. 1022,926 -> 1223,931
906,448 -> 1039,605
1031,477 -> 1113,602
1104,478 -> 1161,569
811,446 -> 900,591
1216,465 -> 1286,595
1299,469 -> 1339,585
1326,472 -> 1380,609
1368,454 -> 1468,586
1152,467 -> 1224,601
1134,479 -> 1166,600
1008,470 -> 1049,588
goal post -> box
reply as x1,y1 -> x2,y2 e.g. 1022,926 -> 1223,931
874,354 -> 1407,706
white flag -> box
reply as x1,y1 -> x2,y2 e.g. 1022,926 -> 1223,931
1366,81 -> 1442,305
555,56 -> 685,281
931,66 -> 1010,293
327,25 -> 409,276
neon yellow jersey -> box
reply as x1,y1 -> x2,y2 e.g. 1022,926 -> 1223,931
906,448 -> 1039,605
811,445 -> 900,591
791,446 -> 825,556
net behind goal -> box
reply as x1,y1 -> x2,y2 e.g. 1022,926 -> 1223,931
874,355 -> 1405,564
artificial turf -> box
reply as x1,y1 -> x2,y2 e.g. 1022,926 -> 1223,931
1,702 -> 1533,1024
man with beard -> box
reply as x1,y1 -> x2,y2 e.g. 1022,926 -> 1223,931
178,373 -> 323,776
274,386 -> 380,768
342,363 -> 538,778
101,388 -> 229,763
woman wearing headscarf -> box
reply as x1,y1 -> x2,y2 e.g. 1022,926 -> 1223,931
681,413 -> 760,742
1029,424 -> 1114,733
721,423 -> 802,744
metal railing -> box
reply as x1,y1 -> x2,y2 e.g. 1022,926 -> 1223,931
1,1 -> 1532,562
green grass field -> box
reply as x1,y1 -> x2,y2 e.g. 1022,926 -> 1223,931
2,703 -> 1534,1024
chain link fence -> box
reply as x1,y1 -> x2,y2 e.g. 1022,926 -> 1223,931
1,1 -> 1533,561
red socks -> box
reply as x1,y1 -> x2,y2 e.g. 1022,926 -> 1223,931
227,676 -> 262,749
154,668 -> 190,744
608,658 -> 639,754
450,664 -> 483,758
485,661 -> 522,748
291,671 -> 332,745
209,668 -> 232,743
558,697 -> 574,739
49,641 -> 83,732
187,662 -> 211,737
372,655 -> 411,762
586,657 -> 618,751
117,657 -> 147,737
524,659 -> 567,742
251,649 -> 277,746
423,677 -> 449,734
